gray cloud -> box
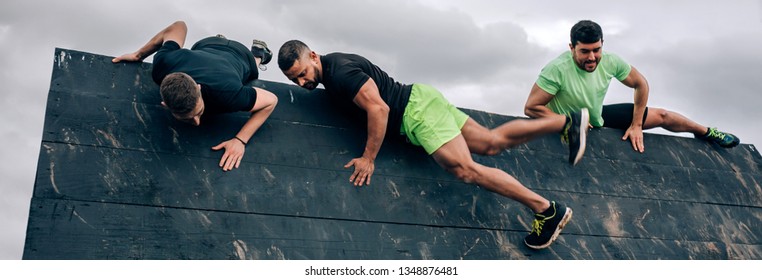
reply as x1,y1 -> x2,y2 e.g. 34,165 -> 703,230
261,0 -> 546,86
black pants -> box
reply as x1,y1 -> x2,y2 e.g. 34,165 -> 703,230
600,103 -> 649,129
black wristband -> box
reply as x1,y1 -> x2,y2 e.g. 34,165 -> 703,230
234,136 -> 247,145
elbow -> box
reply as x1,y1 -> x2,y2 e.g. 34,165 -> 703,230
263,94 -> 278,113
524,106 -> 539,119
368,103 -> 390,120
378,103 -> 390,118
370,102 -> 389,116
523,106 -> 533,118
270,95 -> 279,109
250,90 -> 278,114
380,103 -> 390,115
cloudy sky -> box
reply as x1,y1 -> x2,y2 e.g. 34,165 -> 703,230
1,0 -> 760,259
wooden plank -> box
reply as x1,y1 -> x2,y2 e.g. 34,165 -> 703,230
477,149 -> 762,207
41,89 -> 365,154
23,199 -> 761,260
39,94 -> 762,206
46,81 -> 762,177
51,49 -> 157,103
35,142 -> 762,244
42,90 -> 762,181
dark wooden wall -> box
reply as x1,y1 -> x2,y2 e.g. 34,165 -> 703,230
23,48 -> 762,259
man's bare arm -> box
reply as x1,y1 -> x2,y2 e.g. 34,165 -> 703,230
345,78 -> 389,186
212,88 -> 279,171
619,66 -> 650,152
524,83 -> 559,119
112,20 -> 187,63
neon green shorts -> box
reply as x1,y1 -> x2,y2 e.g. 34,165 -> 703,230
401,83 -> 469,155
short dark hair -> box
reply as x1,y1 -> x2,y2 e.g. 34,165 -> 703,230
159,72 -> 199,115
278,40 -> 310,71
570,20 -> 603,47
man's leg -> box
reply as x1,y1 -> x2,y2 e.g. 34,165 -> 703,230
433,133 -> 548,211
460,116 -> 564,155
604,104 -> 740,148
462,109 -> 589,165
431,134 -> 573,249
642,107 -> 706,134
646,107 -> 740,147
403,83 -> 573,249
405,83 -> 587,164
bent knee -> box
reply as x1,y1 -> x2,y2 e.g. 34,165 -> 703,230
472,145 -> 501,156
483,146 -> 502,156
646,108 -> 669,125
449,163 -> 481,184
484,150 -> 500,156
474,133 -> 505,156
654,108 -> 669,119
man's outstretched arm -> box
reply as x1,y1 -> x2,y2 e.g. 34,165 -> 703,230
212,88 -> 279,171
346,78 -> 389,187
619,66 -> 649,153
112,20 -> 187,63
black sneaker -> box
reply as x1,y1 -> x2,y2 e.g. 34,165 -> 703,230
697,127 -> 740,148
524,201 -> 573,250
251,39 -> 272,70
561,108 -> 589,165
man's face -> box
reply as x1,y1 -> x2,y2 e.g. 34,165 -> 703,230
171,85 -> 205,126
570,40 -> 603,72
283,52 -> 321,90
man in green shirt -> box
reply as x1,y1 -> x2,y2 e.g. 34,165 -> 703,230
525,20 -> 739,153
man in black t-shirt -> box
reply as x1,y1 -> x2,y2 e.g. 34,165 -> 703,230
112,21 -> 278,172
278,40 -> 589,249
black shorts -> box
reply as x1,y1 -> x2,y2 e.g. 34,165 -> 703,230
191,36 -> 259,81
600,103 -> 649,130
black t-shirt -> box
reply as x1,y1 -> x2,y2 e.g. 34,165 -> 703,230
152,40 -> 257,115
320,53 -> 412,135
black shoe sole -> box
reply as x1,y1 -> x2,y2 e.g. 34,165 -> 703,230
721,138 -> 740,148
570,108 -> 589,166
251,40 -> 272,65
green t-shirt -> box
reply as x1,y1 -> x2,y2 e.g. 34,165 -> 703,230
536,51 -> 631,127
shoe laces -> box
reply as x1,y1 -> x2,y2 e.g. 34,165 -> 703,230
707,128 -> 728,141
530,216 -> 546,236
560,121 -> 571,144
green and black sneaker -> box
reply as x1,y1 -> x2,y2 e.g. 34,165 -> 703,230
697,127 -> 740,148
524,201 -> 573,250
